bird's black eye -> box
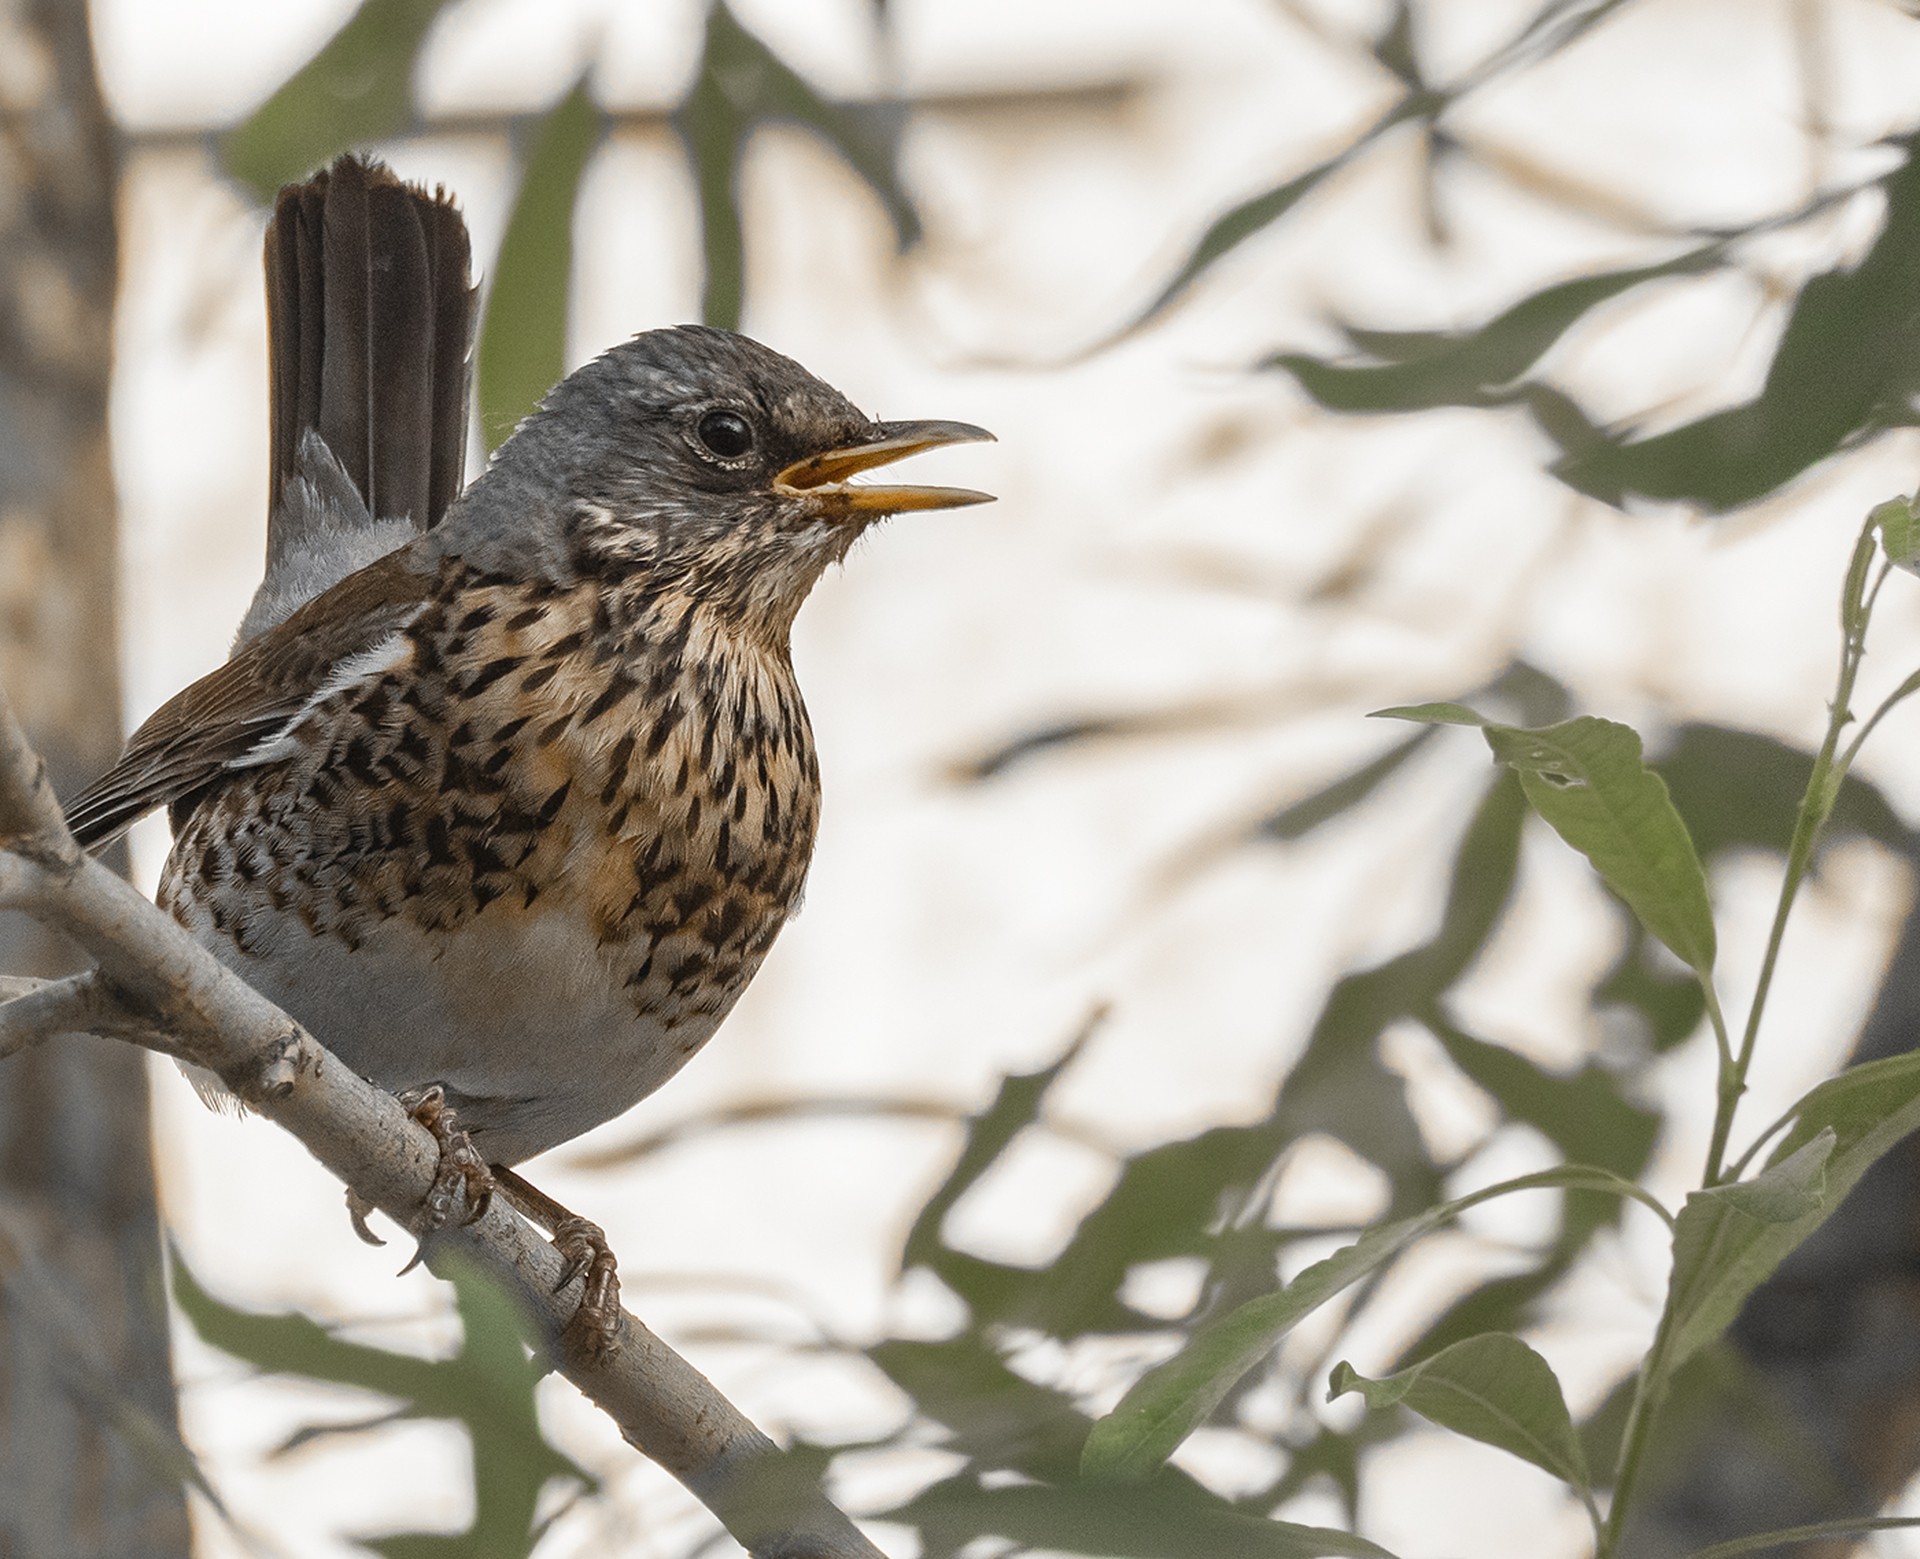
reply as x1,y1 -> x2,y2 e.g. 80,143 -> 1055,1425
696,409 -> 755,460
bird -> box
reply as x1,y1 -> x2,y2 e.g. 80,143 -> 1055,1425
62,154 -> 993,1348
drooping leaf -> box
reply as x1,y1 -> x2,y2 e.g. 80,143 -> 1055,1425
1382,708 -> 1716,976
1328,1332 -> 1592,1501
1269,246 -> 1722,415
221,0 -> 454,199
1080,1165 -> 1666,1481
1554,134 -> 1920,509
476,79 -> 601,451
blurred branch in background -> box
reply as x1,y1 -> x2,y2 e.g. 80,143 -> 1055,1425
0,2 -> 189,1555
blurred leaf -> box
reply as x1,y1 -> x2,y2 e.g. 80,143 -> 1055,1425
1655,723 -> 1913,863
889,1472 -> 1401,1558
1593,924 -> 1708,1054
1126,152 -> 1356,337
1679,1516 -> 1920,1558
1328,1333 -> 1592,1501
477,78 -> 601,451
868,1335 -> 1091,1481
1555,134 -> 1920,508
1081,1165 -> 1666,1481
902,1019 -> 1093,1275
1371,1 -> 1424,89
1386,709 -> 1716,976
221,0 -> 453,198
174,1251 -> 586,1557
1268,773 -> 1526,1209
1255,728 -> 1435,842
1400,1266 -> 1567,1366
1425,1015 -> 1658,1178
1270,246 -> 1721,414
675,1 -> 919,330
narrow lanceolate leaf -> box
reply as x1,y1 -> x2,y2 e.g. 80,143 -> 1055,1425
477,79 -> 601,451
1376,706 -> 1716,976
1081,1165 -> 1666,1481
1327,1333 -> 1590,1498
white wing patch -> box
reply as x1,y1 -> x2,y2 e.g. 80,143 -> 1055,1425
228,627 -> 416,770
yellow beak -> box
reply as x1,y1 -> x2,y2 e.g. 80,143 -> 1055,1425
774,419 -> 996,514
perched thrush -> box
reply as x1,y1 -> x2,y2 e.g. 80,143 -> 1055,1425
64,155 -> 992,1345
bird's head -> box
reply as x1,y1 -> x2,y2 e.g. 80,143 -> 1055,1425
448,324 -> 992,640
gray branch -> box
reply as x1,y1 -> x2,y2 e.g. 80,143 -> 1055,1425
0,686 -> 886,1559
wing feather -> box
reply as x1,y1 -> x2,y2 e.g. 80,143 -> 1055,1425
64,548 -> 436,849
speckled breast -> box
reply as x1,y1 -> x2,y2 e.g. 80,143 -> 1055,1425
158,569 -> 821,1162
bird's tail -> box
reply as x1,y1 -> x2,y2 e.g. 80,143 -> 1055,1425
240,154 -> 474,643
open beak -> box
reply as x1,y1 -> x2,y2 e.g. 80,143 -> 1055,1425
774,419 -> 996,514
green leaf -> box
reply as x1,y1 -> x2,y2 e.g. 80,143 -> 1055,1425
1370,701 -> 1491,727
1270,247 -> 1722,416
888,1473 -> 1402,1558
1081,1165 -> 1667,1481
902,1021 -> 1091,1274
1328,1333 -> 1591,1499
1384,708 -> 1718,974
1873,496 -> 1920,572
1425,1017 -> 1658,1180
1255,728 -> 1435,842
1664,1132 -> 1834,1371
1656,723 -> 1913,863
1484,717 -> 1716,975
174,1250 -> 587,1557
1663,1046 -> 1920,1372
221,0 -> 454,199
674,2 -> 919,331
476,79 -> 601,451
1681,1516 -> 1920,1559
1555,133 -> 1920,509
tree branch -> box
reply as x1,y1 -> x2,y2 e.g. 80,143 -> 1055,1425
0,685 -> 887,1559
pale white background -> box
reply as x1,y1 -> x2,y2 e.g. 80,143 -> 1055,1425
81,0 -> 1920,1554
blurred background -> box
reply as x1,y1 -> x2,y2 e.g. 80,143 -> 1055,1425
9,0 -> 1920,1555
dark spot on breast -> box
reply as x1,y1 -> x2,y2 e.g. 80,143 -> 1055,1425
463,657 -> 518,696
505,603 -> 548,631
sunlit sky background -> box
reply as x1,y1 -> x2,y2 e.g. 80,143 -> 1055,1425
76,1 -> 1920,1554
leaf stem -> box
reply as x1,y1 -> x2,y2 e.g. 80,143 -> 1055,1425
1701,536 -> 1885,1186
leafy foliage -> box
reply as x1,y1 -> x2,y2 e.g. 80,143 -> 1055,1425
173,1250 -> 590,1557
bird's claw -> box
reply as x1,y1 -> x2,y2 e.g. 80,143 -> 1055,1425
551,1214 -> 621,1358
345,1187 -> 386,1247
394,1085 -> 495,1260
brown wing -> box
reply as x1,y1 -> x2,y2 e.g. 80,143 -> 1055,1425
64,548 -> 437,850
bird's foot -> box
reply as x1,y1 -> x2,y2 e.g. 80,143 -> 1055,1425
551,1214 -> 621,1357
395,1085 -> 494,1261
494,1166 -> 623,1359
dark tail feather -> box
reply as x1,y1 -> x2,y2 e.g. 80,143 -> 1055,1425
264,154 -> 474,549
